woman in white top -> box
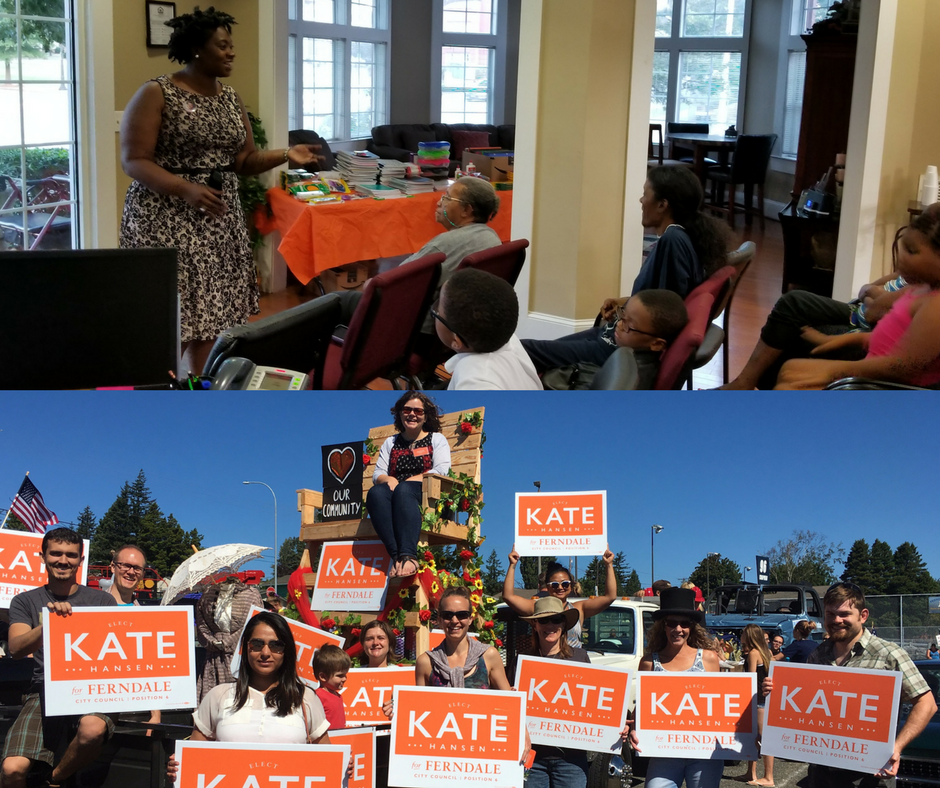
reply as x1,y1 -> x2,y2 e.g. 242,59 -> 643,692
367,392 -> 451,579
503,552 -> 618,649
167,612 -> 333,780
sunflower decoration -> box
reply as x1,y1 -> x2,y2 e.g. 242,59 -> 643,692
414,544 -> 499,646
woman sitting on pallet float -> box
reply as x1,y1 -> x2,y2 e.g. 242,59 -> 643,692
367,391 -> 450,579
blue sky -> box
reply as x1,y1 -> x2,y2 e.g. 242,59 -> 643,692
1,392 -> 937,589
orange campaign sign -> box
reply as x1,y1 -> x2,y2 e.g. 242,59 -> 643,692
42,606 -> 196,716
230,606 -> 345,688
389,686 -> 526,788
514,491 -> 607,555
514,655 -> 631,752
340,667 -> 415,726
312,541 -> 391,611
636,672 -> 758,759
330,727 -> 377,788
762,662 -> 901,772
0,530 -> 89,608
175,741 -> 350,788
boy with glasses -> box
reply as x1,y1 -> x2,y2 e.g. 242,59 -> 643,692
522,289 -> 688,389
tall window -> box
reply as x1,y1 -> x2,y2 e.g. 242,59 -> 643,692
779,0 -> 838,156
651,0 -> 750,135
0,0 -> 77,251
288,0 -> 389,140
436,0 -> 504,125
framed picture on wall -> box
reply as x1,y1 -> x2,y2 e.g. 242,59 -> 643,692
146,1 -> 176,48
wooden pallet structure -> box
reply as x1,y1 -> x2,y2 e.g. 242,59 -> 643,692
295,407 -> 485,656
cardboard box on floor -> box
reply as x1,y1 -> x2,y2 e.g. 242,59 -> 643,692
462,149 -> 514,182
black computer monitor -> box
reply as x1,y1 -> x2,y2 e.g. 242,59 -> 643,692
0,248 -> 179,389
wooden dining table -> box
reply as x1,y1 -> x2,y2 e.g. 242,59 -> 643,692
667,132 -> 738,184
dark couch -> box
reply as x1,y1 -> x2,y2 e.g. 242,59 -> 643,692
367,123 -> 515,174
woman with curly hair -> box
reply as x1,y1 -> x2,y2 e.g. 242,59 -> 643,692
119,6 -> 323,373
628,587 -> 724,788
367,391 -> 450,579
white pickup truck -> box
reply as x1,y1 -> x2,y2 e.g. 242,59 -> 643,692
498,597 -> 659,788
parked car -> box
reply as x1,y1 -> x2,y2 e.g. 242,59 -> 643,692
499,597 -> 658,788
897,659 -> 940,788
705,583 -> 824,647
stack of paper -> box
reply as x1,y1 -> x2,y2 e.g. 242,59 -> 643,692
336,151 -> 408,186
389,176 -> 435,194
354,183 -> 408,199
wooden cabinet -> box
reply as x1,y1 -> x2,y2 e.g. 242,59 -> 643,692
782,33 -> 857,295
792,34 -> 857,199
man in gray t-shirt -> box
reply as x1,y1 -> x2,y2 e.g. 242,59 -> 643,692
2,528 -> 116,788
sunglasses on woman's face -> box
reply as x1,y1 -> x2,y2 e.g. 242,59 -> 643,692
438,609 -> 472,621
664,619 -> 692,630
548,581 -> 571,591
400,406 -> 425,416
538,615 -> 567,626
247,638 -> 287,654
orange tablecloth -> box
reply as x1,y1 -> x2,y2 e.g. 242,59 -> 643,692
267,187 -> 513,284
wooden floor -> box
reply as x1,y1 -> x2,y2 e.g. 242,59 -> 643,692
255,217 -> 784,390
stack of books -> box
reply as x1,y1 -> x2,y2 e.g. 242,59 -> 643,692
354,183 -> 408,200
389,176 -> 435,195
335,151 -> 407,186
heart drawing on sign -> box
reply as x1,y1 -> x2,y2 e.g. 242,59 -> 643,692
328,447 -> 356,485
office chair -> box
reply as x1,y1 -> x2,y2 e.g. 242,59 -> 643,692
322,252 -> 444,389
202,293 -> 342,387
689,242 -> 757,385
654,289 -> 718,390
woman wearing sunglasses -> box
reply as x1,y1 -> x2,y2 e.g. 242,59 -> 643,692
503,552 -> 618,648
186,612 -> 331,744
367,392 -> 450,579
628,587 -> 723,788
517,597 -> 591,788
167,612 -> 336,782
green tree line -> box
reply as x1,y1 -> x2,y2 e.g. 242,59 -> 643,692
3,470 -> 203,578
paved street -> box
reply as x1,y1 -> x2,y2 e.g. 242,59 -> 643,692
717,757 -> 808,788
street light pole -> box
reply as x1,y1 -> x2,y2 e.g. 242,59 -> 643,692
744,565 -> 753,583
651,524 -> 664,587
243,481 -> 278,595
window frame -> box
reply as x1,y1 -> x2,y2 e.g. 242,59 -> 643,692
772,0 -> 839,162
287,0 -> 391,142
430,0 -> 509,126
0,0 -> 81,251
653,0 -> 752,136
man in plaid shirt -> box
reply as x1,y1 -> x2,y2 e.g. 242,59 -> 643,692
765,582 -> 936,787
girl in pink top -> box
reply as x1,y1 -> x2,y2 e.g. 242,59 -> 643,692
776,203 -> 940,389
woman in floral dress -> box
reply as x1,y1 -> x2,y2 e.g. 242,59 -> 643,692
119,6 -> 322,370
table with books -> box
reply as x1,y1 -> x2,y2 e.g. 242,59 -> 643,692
265,182 -> 513,285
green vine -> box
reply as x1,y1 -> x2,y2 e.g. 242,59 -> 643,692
421,469 -> 484,533
457,411 -> 487,452
239,111 -> 271,251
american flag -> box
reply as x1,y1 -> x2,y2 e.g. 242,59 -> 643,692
9,476 -> 59,534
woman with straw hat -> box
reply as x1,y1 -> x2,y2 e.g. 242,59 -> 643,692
517,597 -> 592,788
